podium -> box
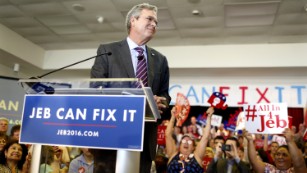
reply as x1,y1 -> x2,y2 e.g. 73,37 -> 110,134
18,78 -> 160,173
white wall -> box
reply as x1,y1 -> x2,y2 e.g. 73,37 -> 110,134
0,23 -> 45,68
43,43 -> 307,69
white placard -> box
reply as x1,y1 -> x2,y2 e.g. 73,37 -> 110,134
211,114 -> 222,127
235,111 -> 246,131
244,103 -> 288,134
272,135 -> 287,146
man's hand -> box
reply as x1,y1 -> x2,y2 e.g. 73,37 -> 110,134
154,95 -> 168,114
226,143 -> 239,159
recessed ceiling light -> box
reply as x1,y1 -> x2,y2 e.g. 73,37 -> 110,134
97,16 -> 104,23
192,9 -> 201,16
72,3 -> 85,11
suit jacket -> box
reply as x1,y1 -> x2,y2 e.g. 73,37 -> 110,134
206,158 -> 251,173
91,39 -> 171,160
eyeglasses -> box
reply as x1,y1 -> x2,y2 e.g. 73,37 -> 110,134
181,139 -> 193,145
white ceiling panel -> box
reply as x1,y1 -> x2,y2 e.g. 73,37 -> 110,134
175,16 -> 223,28
225,26 -> 271,36
1,17 -> 41,27
9,0 -> 53,5
275,13 -> 307,24
13,26 -> 53,35
0,5 -> 25,17
273,24 -> 307,35
18,2 -> 69,16
49,25 -> 91,35
61,0 -> 117,14
25,35 -> 63,43
36,15 -> 80,26
86,23 -> 115,32
226,15 -> 276,27
180,28 -> 223,38
0,0 -> 9,5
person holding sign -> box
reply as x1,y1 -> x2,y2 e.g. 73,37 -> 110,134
166,106 -> 214,172
243,128 -> 307,173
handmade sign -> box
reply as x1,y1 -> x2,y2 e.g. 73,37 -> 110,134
272,135 -> 287,146
210,114 -> 223,127
243,103 -> 288,134
175,93 -> 190,127
235,111 -> 246,131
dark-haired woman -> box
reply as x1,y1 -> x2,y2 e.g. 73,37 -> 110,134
243,128 -> 307,173
0,140 -> 31,173
166,107 -> 214,173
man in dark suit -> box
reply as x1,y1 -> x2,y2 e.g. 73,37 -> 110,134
206,137 -> 251,173
90,3 -> 171,173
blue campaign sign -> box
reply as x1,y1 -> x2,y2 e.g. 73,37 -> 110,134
20,95 -> 146,151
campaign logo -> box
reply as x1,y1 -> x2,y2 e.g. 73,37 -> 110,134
207,92 -> 228,110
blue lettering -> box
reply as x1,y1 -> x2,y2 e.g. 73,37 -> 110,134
169,84 -> 182,104
291,85 -> 306,104
186,86 -> 199,103
275,86 -> 284,103
201,87 -> 211,104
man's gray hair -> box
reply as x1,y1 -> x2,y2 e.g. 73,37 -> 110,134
125,3 -> 158,34
0,117 -> 9,123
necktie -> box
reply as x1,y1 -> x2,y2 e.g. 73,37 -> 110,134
135,47 -> 148,87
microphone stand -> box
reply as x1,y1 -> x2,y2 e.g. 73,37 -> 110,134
38,52 -> 111,78
22,51 -> 111,94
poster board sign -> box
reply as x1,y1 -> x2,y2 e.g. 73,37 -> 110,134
243,103 -> 288,134
235,112 -> 246,131
157,125 -> 166,146
272,135 -> 287,146
211,114 -> 222,127
174,93 -> 190,127
20,95 -> 146,151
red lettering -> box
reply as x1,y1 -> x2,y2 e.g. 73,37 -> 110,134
237,86 -> 248,105
256,88 -> 270,103
276,115 -> 287,128
219,86 -> 230,97
266,119 -> 274,128
257,115 -> 265,132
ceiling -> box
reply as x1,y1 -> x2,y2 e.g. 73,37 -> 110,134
0,0 -> 307,50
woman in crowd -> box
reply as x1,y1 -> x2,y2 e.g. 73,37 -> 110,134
166,106 -> 213,172
243,128 -> 307,173
0,133 -> 8,154
0,140 -> 31,173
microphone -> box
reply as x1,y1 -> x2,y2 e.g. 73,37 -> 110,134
38,51 -> 112,78
25,51 -> 112,94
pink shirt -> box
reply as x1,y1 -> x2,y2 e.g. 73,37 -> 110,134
264,163 -> 294,173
